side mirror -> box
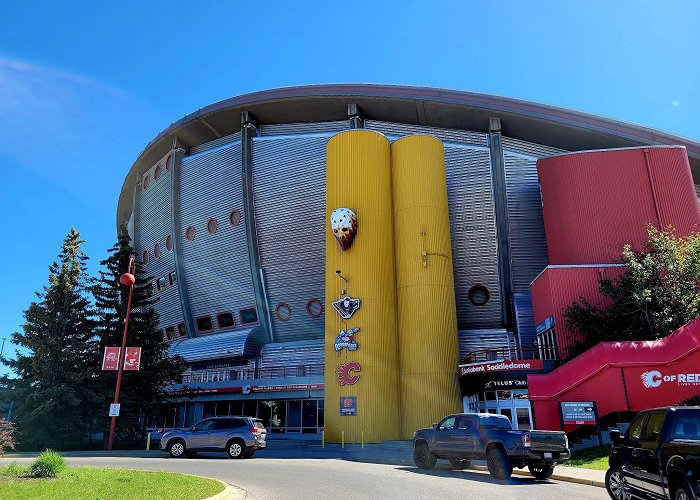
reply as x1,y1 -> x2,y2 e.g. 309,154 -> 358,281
189,426 -> 196,432
432,423 -> 438,430
609,429 -> 621,445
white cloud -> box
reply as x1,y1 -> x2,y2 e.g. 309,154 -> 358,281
671,100 -> 680,107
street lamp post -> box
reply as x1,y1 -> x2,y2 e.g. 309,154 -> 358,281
107,257 -> 136,451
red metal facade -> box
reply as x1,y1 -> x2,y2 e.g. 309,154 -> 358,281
531,265 -> 623,360
529,317 -> 700,431
537,147 -> 700,265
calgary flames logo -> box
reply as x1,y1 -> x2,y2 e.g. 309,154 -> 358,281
336,362 -> 361,386
641,370 -> 662,388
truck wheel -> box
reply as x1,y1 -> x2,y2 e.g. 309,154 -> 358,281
528,463 -> 554,480
449,459 -> 471,470
413,442 -> 437,470
674,483 -> 692,500
605,468 -> 631,500
486,448 -> 513,480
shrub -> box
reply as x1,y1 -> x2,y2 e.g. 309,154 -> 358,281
1,461 -> 25,477
0,418 -> 16,454
28,450 -> 65,478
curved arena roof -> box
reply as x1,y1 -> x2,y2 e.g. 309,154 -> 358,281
118,84 -> 700,226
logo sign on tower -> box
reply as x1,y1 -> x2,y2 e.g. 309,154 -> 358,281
340,396 -> 357,416
102,347 -> 121,371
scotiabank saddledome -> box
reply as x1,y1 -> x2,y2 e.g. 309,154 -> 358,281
118,85 -> 700,441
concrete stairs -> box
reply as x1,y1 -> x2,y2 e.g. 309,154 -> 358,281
569,422 -> 630,451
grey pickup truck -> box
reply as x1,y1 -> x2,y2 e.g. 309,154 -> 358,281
412,413 -> 570,480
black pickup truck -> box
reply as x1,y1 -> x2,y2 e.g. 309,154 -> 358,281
606,406 -> 700,500
412,413 -> 570,480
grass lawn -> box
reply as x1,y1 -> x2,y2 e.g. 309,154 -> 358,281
0,465 -> 225,500
563,446 -> 610,470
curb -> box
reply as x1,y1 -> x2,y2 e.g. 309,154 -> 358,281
204,479 -> 247,500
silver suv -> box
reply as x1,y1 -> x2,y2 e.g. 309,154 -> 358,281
160,416 -> 267,459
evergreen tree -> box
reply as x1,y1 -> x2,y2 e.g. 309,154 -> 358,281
0,228 -> 98,449
91,227 -> 186,444
564,227 -> 700,359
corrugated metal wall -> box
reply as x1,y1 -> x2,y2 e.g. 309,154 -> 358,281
190,131 -> 242,156
501,136 -> 565,158
458,329 -> 512,361
513,292 -> 536,352
136,153 -> 183,332
365,120 -> 488,147
260,340 -> 324,367
444,146 -> 502,327
252,135 -> 328,343
179,142 -> 256,334
260,120 -> 349,136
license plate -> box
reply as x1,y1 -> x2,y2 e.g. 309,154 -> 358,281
544,452 -> 552,459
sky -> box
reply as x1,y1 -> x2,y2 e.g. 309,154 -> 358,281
0,0 -> 698,377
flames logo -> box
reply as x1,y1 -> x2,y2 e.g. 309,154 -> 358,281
641,370 -> 662,388
335,362 -> 361,386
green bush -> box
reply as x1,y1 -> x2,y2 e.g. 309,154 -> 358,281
1,461 -> 25,477
28,450 -> 65,478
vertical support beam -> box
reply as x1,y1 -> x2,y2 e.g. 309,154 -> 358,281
348,103 -> 363,129
488,117 -> 514,328
170,138 -> 197,338
241,111 -> 274,343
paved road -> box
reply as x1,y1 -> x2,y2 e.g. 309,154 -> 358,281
8,455 -> 608,500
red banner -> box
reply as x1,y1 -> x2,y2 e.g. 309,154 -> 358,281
102,347 -> 121,371
123,347 -> 141,371
459,359 -> 544,377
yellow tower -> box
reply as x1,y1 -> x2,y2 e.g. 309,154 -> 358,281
391,135 -> 462,439
324,130 -> 401,443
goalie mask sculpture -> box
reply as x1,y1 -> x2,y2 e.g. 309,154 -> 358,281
330,208 -> 358,251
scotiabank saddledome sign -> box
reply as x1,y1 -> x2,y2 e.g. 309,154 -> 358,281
459,360 -> 544,377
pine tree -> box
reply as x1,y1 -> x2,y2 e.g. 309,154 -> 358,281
92,227 -> 186,444
0,228 -> 98,449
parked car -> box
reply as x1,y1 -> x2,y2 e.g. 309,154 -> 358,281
412,413 -> 570,480
160,416 -> 267,458
606,406 -> 700,500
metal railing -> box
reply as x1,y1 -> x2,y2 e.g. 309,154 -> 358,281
181,364 -> 324,384
462,346 -> 551,364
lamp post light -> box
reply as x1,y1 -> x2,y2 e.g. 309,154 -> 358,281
107,257 -> 136,451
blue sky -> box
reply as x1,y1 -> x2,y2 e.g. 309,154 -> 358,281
1,1 -> 698,376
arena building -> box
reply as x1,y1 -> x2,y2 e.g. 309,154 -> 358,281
117,84 -> 700,441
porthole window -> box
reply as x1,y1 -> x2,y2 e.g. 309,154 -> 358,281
154,164 -> 162,181
468,284 -> 490,306
196,316 -> 213,333
164,326 -> 176,341
229,209 -> 242,228
275,302 -> 292,321
217,312 -> 235,329
207,217 -> 218,235
142,174 -> 150,190
157,276 -> 167,291
165,234 -> 172,251
169,271 -> 177,286
185,225 -> 196,241
165,155 -> 172,171
153,242 -> 161,259
306,299 -> 323,318
142,250 -> 148,265
239,307 -> 259,326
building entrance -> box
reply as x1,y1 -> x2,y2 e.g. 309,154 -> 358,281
464,390 -> 533,430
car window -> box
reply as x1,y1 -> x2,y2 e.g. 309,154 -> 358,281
213,419 -> 233,430
669,416 -> 700,440
439,417 -> 456,430
456,416 -> 473,430
253,421 -> 266,430
643,412 -> 665,443
628,414 -> 648,442
192,419 -> 214,432
479,416 -> 511,430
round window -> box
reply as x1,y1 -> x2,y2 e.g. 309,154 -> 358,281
185,225 -> 196,241
165,234 -> 172,251
141,250 -> 148,265
468,284 -> 490,306
207,217 -> 218,235
142,174 -> 150,190
306,299 -> 323,318
153,242 -> 161,259
154,164 -> 162,181
165,155 -> 172,171
229,209 -> 242,228
275,302 -> 292,321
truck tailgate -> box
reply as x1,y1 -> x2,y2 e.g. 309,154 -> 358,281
529,430 -> 568,452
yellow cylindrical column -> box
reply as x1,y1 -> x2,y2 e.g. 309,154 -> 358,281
392,135 -> 461,439
324,130 -> 401,443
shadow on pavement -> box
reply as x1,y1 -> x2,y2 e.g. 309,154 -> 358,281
396,466 -> 552,487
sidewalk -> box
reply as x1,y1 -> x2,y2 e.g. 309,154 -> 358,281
2,442 -> 606,488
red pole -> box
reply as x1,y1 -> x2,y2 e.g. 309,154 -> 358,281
107,258 -> 136,451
